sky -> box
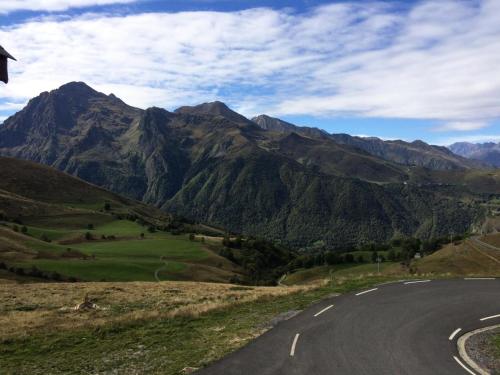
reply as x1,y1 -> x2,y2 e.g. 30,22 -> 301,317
0,0 -> 499,145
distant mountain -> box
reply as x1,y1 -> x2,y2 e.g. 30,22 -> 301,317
252,115 -> 479,170
0,82 -> 489,247
329,135 -> 482,170
252,114 -> 328,139
449,142 -> 500,167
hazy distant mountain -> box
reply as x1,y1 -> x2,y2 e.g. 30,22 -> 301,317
0,82 -> 489,247
449,142 -> 500,167
252,115 -> 479,170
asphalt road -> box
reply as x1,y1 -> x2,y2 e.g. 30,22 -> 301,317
197,279 -> 500,375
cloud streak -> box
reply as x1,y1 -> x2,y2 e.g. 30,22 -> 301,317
0,0 -> 137,13
0,0 -> 499,131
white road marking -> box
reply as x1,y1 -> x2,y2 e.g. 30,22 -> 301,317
464,277 -> 496,280
404,280 -> 431,285
449,328 -> 462,341
453,356 -> 477,375
290,333 -> 300,357
314,304 -> 334,317
480,313 -> 500,321
355,288 -> 378,296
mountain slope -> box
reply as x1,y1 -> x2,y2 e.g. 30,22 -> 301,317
0,82 -> 489,247
449,141 -> 500,167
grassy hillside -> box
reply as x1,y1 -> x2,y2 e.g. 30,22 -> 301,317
283,236 -> 500,285
0,157 -> 242,283
412,240 -> 500,276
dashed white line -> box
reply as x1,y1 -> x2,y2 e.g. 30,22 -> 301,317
449,328 -> 462,341
404,280 -> 431,285
453,356 -> 476,375
355,288 -> 378,296
464,277 -> 496,280
480,313 -> 500,321
314,304 -> 334,317
290,333 -> 300,357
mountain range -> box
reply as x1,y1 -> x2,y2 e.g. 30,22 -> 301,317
0,82 -> 495,248
449,142 -> 500,167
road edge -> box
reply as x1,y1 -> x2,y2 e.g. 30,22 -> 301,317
457,324 -> 500,375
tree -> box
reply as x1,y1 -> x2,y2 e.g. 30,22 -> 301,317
188,233 -> 195,241
344,253 -> 355,263
147,225 -> 156,233
140,233 -> 145,239
85,232 -> 92,241
21,225 -> 28,234
222,233 -> 231,247
387,249 -> 396,262
325,251 -> 341,265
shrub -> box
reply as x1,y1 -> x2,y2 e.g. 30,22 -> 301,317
41,234 -> 51,243
21,226 -> 28,234
87,223 -> 94,230
85,232 -> 93,241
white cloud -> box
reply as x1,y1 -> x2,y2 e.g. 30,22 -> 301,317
0,0 -> 136,13
435,121 -> 489,132
0,0 -> 499,131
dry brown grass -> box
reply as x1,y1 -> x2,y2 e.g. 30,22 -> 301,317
0,280 -> 317,340
413,240 -> 500,276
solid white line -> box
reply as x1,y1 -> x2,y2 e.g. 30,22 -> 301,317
453,356 -> 476,375
404,280 -> 431,285
449,328 -> 462,341
480,313 -> 500,321
290,333 -> 300,357
355,288 -> 378,296
314,304 -> 334,317
464,277 -> 496,280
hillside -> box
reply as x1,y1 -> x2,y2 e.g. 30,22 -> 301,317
449,141 -> 500,167
0,82 -> 494,247
0,157 -> 243,283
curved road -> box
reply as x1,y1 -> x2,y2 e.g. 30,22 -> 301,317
197,279 -> 500,375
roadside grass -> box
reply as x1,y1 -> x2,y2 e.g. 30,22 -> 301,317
284,262 -> 399,285
0,275 -> 406,375
493,333 -> 500,360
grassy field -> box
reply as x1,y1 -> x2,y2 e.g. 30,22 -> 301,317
1,220 -> 240,283
0,275 -> 405,374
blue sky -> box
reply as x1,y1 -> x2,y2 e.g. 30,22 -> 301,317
1,0 -> 499,145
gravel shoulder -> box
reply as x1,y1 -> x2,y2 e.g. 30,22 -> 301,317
465,327 -> 500,374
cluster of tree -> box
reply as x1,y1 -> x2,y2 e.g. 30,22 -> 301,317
219,235 -> 295,285
0,262 -> 78,282
216,232 -> 469,284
